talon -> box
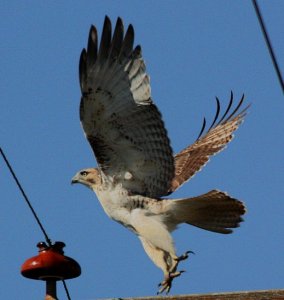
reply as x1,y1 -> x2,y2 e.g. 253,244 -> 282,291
158,284 -> 171,294
169,270 -> 185,278
175,250 -> 194,262
157,281 -> 171,294
157,270 -> 185,294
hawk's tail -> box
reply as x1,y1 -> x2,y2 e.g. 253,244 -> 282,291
170,190 -> 246,234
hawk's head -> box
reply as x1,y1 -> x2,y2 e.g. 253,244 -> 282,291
71,168 -> 101,189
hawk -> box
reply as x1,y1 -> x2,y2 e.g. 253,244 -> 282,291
71,16 -> 248,294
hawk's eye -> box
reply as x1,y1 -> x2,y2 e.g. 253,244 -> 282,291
80,171 -> 88,177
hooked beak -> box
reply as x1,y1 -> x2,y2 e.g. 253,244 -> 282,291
71,174 -> 80,185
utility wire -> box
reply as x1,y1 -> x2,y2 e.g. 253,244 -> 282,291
1,147 -> 71,300
252,0 -> 284,94
1,147 -> 52,247
63,280 -> 72,300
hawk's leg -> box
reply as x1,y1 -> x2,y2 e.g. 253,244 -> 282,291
157,250 -> 193,294
157,270 -> 185,294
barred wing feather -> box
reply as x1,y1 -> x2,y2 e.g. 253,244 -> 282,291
169,94 -> 249,194
79,16 -> 174,198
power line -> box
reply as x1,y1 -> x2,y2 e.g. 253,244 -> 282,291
0,147 -> 52,247
252,0 -> 284,94
62,280 -> 72,300
1,147 -> 71,300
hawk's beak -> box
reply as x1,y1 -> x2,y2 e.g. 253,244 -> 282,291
71,174 -> 79,185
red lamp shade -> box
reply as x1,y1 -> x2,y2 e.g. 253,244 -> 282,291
21,241 -> 81,281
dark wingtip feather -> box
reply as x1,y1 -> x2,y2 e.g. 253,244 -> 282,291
120,23 -> 134,59
224,93 -> 245,122
127,24 -> 135,39
115,17 -> 124,38
208,97 -> 221,131
195,92 -> 248,141
116,16 -> 123,26
133,45 -> 142,58
196,117 -> 206,141
98,15 -> 112,62
104,15 -> 111,25
87,25 -> 98,68
216,92 -> 234,126
79,49 -> 87,91
109,17 -> 124,60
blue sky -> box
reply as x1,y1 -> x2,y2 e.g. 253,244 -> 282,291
1,1 -> 283,299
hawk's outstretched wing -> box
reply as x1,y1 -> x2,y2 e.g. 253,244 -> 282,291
79,16 -> 174,198
169,94 -> 249,194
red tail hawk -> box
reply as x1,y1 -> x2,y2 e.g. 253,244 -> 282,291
72,16 -> 248,294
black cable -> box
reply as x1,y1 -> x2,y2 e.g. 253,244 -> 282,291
1,147 -> 73,299
0,147 -> 52,247
252,0 -> 284,94
62,280 -> 72,300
